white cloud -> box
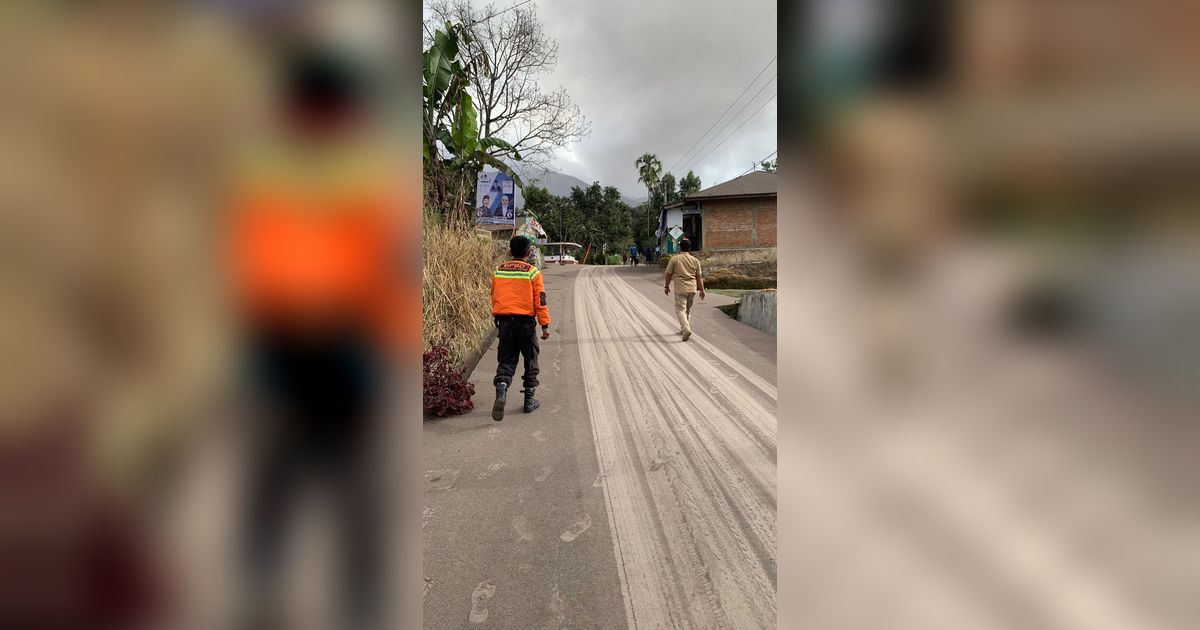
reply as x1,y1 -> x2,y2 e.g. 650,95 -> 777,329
529,0 -> 778,195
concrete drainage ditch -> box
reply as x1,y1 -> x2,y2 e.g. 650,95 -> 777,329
717,290 -> 776,336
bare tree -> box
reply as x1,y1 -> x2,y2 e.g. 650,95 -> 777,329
424,0 -> 589,167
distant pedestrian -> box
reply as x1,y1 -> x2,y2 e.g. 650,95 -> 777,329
630,244 -> 640,267
663,238 -> 705,341
491,236 -> 552,420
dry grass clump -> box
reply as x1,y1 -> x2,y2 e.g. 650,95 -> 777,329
700,248 -> 777,283
700,248 -> 777,267
703,269 -> 777,290
423,212 -> 503,363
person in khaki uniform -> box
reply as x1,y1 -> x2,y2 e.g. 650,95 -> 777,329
663,238 -> 705,341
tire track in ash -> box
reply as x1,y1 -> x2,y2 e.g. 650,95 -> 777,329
575,266 -> 777,629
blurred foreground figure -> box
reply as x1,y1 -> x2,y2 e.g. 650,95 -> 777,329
228,42 -> 400,630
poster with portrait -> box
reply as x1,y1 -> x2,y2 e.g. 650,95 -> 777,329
475,170 -> 519,225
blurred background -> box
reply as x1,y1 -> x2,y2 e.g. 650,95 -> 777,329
780,1 -> 1199,629
3,0 -> 1199,628
0,1 -> 421,629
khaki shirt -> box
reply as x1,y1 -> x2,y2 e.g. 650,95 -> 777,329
665,253 -> 702,294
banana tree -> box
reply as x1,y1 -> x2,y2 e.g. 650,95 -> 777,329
424,22 -> 523,220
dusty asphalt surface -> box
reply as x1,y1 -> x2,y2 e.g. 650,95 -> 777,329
422,264 -> 777,629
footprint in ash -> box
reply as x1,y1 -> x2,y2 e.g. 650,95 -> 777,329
560,513 -> 592,543
477,462 -> 505,479
511,515 -> 535,542
469,580 -> 497,624
542,584 -> 568,630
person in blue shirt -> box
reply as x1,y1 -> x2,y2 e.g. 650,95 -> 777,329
629,244 -> 640,267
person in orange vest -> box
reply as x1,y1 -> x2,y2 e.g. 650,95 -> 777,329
226,41 -> 412,630
491,236 -> 551,420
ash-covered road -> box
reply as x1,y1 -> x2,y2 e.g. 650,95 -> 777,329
574,266 -> 777,629
422,264 -> 776,629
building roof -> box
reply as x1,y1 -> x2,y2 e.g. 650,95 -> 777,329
663,171 -> 777,209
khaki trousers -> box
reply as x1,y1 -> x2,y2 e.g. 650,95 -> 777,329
674,292 -> 696,334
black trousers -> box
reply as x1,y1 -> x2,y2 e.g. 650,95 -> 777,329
493,315 -> 540,390
241,324 -> 382,629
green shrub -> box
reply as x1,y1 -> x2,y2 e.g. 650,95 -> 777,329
607,254 -> 622,266
659,253 -> 674,268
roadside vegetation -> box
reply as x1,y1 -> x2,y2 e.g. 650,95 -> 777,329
704,270 -> 777,290
421,5 -> 590,413
659,248 -> 777,289
422,211 -> 502,362
701,248 -> 776,267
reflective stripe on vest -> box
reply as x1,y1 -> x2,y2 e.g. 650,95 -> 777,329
494,268 -> 539,280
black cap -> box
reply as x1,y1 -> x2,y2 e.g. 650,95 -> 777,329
283,45 -> 363,117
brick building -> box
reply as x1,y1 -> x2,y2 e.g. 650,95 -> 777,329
659,171 -> 777,252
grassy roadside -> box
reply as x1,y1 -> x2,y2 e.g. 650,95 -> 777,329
423,211 -> 504,364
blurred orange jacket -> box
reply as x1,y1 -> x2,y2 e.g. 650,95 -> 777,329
228,146 -> 418,353
491,260 -> 551,327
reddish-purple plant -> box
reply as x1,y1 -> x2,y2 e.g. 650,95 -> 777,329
423,346 -> 475,417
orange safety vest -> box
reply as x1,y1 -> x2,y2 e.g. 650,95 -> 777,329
491,259 -> 551,327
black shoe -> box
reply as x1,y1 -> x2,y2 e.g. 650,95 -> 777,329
492,383 -> 508,421
521,388 -> 540,413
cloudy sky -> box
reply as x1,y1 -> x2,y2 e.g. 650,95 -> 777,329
525,0 -> 778,198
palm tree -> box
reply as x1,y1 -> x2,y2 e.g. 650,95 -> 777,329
635,153 -> 662,200
634,153 -> 662,246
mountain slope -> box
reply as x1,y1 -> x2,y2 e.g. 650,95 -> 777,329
515,166 -> 644,206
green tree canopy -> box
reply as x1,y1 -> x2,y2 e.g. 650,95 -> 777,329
679,170 -> 702,196
660,172 -> 679,204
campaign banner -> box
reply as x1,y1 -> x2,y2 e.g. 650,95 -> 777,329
475,171 -> 518,225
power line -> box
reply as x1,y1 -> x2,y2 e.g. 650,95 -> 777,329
668,62 -> 776,175
684,93 -> 777,177
683,93 -> 777,176
736,149 -> 777,178
667,54 -> 778,175
677,74 -> 776,176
